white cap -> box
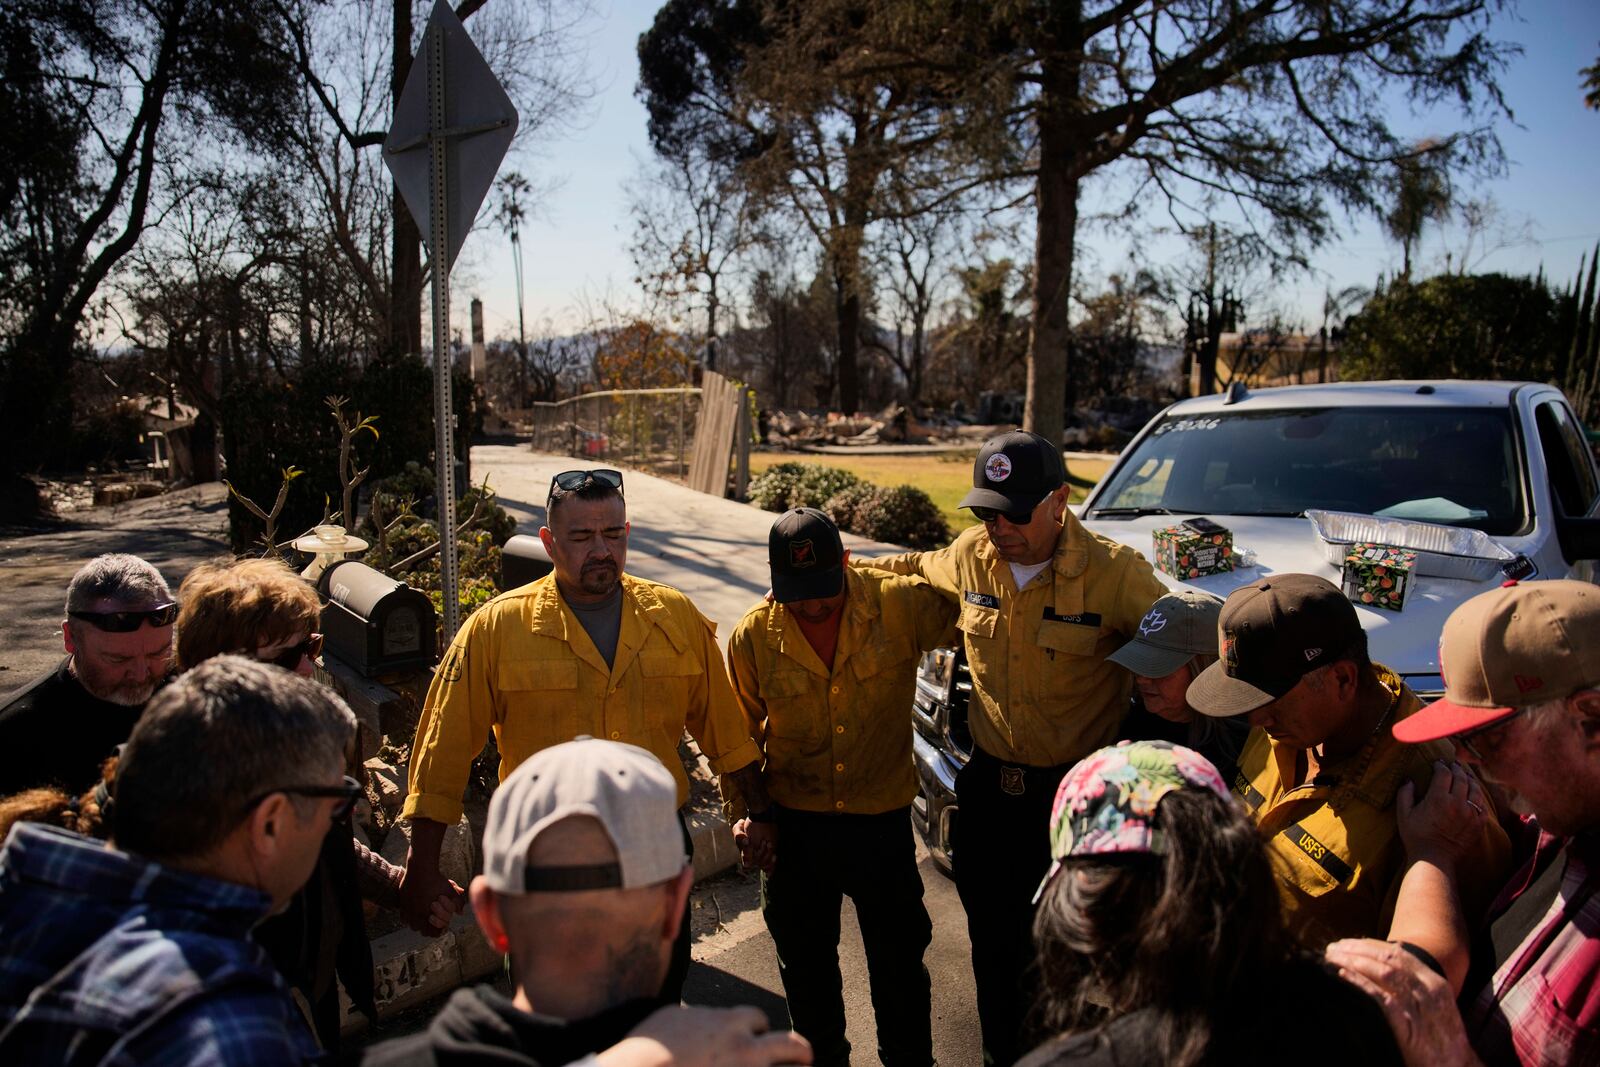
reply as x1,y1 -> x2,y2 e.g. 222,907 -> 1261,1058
482,737 -> 687,894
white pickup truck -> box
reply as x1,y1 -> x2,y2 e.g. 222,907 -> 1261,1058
911,379 -> 1600,871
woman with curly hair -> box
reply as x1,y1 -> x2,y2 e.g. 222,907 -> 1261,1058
1020,740 -> 1402,1066
0,757 -> 114,844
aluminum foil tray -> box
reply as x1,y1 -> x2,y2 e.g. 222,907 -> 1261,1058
1305,509 -> 1514,582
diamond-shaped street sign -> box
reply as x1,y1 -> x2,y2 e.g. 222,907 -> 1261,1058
383,0 -> 518,272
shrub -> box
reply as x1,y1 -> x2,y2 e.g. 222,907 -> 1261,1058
849,484 -> 951,550
822,482 -> 879,533
794,464 -> 861,509
746,461 -> 861,512
754,461 -> 950,549
221,355 -> 476,552
746,462 -> 807,511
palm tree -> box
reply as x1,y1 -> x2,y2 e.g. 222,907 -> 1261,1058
1384,141 -> 1453,280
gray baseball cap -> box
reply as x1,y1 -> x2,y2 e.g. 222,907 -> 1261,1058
482,737 -> 687,895
1107,590 -> 1225,678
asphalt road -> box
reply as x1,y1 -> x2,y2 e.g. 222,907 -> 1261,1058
686,843 -> 981,1067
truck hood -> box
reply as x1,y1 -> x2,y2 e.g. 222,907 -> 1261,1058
1080,513 -> 1519,687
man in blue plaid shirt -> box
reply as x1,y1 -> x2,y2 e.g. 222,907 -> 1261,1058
0,656 -> 360,1065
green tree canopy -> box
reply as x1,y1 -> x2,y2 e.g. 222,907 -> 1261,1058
1340,274 -> 1564,382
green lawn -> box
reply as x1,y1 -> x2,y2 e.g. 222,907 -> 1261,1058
749,449 -> 1114,534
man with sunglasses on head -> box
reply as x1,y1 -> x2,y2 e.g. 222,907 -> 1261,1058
1327,579 -> 1600,1067
0,656 -> 360,1065
399,468 -> 769,1002
0,553 -> 176,797
857,430 -> 1167,1066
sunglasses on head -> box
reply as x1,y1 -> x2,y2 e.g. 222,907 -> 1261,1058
68,603 -> 179,633
264,633 -> 323,671
549,468 -> 624,496
970,504 -> 1037,526
244,775 -> 364,822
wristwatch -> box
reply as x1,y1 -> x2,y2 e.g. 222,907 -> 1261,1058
747,806 -> 775,824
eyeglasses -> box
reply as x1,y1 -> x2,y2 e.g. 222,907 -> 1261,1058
245,775 -> 364,822
1452,705 -> 1530,761
266,633 -> 323,671
549,469 -> 624,496
68,603 -> 179,632
970,505 -> 1037,526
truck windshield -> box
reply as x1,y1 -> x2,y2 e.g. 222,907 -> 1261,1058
1090,406 -> 1526,536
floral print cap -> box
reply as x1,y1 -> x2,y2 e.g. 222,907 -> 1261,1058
1032,740 -> 1230,904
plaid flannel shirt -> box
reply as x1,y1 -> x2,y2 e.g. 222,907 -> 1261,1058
1466,827 -> 1600,1067
0,823 -> 323,1066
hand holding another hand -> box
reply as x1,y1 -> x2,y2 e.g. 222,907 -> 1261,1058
732,818 -> 778,874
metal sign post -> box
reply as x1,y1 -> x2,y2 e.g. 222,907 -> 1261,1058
384,0 -> 517,642
425,26 -> 461,641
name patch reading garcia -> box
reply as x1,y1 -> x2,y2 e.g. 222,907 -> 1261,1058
964,591 -> 1000,609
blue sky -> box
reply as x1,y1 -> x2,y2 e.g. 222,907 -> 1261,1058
454,0 -> 1600,341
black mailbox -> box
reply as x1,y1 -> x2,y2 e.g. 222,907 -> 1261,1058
318,561 -> 438,676
500,534 -> 553,591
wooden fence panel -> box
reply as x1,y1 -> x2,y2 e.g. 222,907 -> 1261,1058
688,371 -> 744,497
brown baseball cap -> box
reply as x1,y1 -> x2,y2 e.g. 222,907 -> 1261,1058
1392,580 -> 1600,743
1187,574 -> 1365,718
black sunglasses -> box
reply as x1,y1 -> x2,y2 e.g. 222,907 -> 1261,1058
245,775 -> 364,822
68,603 -> 179,633
264,633 -> 323,671
970,505 -> 1037,526
549,468 -> 624,496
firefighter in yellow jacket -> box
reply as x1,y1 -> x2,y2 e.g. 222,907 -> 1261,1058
727,508 -> 956,1067
862,430 -> 1167,1066
396,469 -> 768,1001
1186,573 -> 1511,950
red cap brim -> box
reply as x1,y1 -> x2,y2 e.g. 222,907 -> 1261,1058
1392,698 -> 1518,744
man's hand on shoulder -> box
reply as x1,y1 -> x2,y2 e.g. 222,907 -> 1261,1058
599,1004 -> 813,1067
1398,760 -> 1488,869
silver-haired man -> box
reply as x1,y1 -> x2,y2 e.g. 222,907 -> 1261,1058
0,553 -> 175,794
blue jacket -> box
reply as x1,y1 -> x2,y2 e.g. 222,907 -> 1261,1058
0,823 -> 323,1065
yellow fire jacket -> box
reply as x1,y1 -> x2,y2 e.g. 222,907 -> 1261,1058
867,517 -> 1168,767
403,573 -> 762,824
1234,666 -> 1511,950
726,568 -> 957,815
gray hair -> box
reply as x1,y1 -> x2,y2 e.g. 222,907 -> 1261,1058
113,656 -> 357,861
65,554 -> 172,614
1522,695 -> 1574,730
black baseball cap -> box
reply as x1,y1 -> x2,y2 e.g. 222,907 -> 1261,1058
769,508 -> 845,604
960,429 -> 1066,514
1186,574 -> 1365,717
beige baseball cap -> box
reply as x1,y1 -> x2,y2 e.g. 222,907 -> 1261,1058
1393,580 -> 1600,743
482,737 -> 687,894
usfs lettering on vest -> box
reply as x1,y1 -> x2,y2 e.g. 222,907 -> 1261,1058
1297,832 -> 1326,861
